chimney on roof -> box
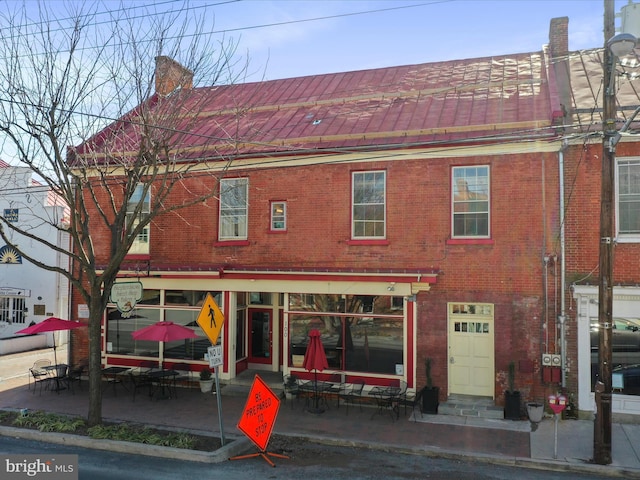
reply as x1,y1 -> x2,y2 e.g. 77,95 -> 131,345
549,17 -> 569,58
155,56 -> 194,96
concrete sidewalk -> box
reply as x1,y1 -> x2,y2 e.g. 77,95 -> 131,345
1,348 -> 640,478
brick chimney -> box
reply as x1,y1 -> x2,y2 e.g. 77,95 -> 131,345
547,17 -> 571,126
549,17 -> 569,59
155,56 -> 194,96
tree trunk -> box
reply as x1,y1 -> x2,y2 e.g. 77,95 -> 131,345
87,291 -> 104,426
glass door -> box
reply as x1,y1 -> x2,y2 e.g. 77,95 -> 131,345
249,309 -> 272,364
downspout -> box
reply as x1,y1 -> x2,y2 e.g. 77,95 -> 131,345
559,143 -> 567,388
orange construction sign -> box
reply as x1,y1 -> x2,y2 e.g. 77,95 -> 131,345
237,375 -> 281,451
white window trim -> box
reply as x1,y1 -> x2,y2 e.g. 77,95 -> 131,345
127,184 -> 150,254
573,285 -> 640,417
270,201 -> 287,231
219,178 -> 248,241
616,157 -> 640,243
351,170 -> 386,239
451,165 -> 491,239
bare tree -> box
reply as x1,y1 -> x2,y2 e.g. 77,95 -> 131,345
0,2 -> 247,426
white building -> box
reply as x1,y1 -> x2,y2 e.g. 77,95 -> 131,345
0,160 -> 70,351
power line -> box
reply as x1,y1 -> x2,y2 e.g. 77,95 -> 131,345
0,80 -> 602,188
0,122 -> 580,199
0,0 -> 239,40
0,1 -> 449,58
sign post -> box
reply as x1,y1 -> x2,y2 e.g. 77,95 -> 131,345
208,345 -> 225,445
197,293 -> 226,446
548,394 -> 567,459
230,374 -> 288,467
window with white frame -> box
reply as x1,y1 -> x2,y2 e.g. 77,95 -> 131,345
617,158 -> 640,240
219,178 -> 248,240
270,201 -> 287,231
0,297 -> 26,323
126,184 -> 150,254
352,170 -> 386,238
452,166 -> 490,238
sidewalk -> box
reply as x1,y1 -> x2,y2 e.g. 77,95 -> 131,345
1,348 -> 640,478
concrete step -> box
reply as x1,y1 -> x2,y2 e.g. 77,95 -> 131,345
439,394 -> 504,420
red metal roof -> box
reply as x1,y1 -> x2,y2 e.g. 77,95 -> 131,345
73,52 -> 558,162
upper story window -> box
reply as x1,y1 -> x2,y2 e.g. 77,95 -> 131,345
219,178 -> 248,240
126,184 -> 150,254
617,158 -> 640,241
352,170 -> 386,239
270,201 -> 287,231
452,166 -> 490,238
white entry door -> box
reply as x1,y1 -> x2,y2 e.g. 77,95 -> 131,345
448,303 -> 495,397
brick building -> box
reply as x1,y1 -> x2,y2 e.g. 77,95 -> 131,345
554,17 -> 640,418
68,19 -> 586,415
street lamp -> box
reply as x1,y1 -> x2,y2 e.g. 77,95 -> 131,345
607,33 -> 637,57
594,6 -> 638,465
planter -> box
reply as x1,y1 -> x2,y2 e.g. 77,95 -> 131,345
526,402 -> 544,423
422,386 -> 439,414
199,379 -> 214,393
562,403 -> 578,419
504,391 -> 521,420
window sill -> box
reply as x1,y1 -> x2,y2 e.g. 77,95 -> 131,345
446,238 -> 494,245
615,236 -> 640,244
214,240 -> 250,247
346,239 -> 390,246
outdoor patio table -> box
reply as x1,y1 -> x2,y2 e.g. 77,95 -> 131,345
299,380 -> 334,411
44,364 -> 68,393
370,386 -> 401,421
101,366 -> 130,396
147,369 -> 178,400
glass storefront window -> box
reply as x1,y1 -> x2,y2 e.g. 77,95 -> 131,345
106,289 -> 221,362
289,293 -> 402,315
139,290 -> 160,305
164,309 -> 210,360
250,292 -> 271,305
106,307 -> 160,356
591,317 -> 640,395
165,290 -> 211,306
288,293 -> 404,374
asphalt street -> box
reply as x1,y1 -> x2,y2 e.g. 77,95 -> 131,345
0,435 -> 618,480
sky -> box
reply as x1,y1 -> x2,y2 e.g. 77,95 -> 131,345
5,0 -> 629,82
197,0 -> 617,82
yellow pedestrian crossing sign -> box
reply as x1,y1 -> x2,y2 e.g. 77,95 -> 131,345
197,293 -> 225,344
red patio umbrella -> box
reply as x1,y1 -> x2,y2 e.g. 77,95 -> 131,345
16,317 -> 86,366
132,321 -> 199,342
131,321 -> 199,368
303,329 -> 329,413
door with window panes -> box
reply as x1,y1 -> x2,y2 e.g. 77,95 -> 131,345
249,309 -> 272,364
448,303 -> 495,397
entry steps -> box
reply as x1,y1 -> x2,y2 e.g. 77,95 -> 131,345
221,370 -> 284,397
438,394 -> 505,420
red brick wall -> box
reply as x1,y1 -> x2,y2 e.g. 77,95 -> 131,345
91,153 -> 559,271
562,141 -> 640,397
81,149 -> 561,402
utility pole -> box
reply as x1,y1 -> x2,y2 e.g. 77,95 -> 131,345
594,0 -> 615,465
